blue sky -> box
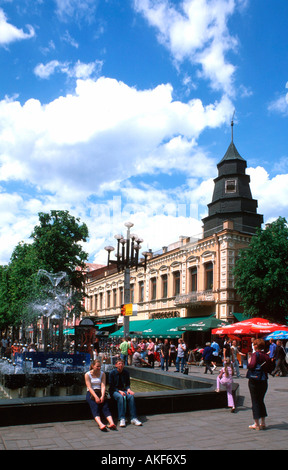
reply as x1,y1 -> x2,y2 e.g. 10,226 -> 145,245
0,0 -> 288,265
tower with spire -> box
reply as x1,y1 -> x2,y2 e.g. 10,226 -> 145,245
202,119 -> 263,237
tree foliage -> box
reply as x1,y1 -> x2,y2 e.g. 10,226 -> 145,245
31,210 -> 89,289
234,217 -> 288,324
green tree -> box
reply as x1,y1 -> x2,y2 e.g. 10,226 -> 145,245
31,211 -> 88,275
0,265 -> 12,331
8,243 -> 42,329
30,210 -> 89,315
234,217 -> 288,324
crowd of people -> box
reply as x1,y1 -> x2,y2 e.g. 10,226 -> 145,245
104,336 -> 288,379
1,337 -> 38,358
116,337 -> 188,372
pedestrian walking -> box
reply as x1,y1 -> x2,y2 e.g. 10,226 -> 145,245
211,340 -> 220,370
169,340 -> 177,366
231,340 -> 246,377
202,342 -> 215,374
271,340 -> 287,377
160,339 -> 170,371
147,338 -> 155,368
119,337 -> 129,365
175,339 -> 187,373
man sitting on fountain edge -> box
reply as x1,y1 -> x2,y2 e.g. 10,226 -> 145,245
108,358 -> 142,427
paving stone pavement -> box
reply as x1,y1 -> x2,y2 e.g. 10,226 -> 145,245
0,365 -> 287,451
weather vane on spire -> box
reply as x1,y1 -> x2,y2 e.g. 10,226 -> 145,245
231,110 -> 235,143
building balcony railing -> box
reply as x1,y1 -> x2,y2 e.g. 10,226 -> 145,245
174,290 -> 215,307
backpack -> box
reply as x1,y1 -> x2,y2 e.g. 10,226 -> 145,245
246,352 -> 273,380
260,353 -> 274,375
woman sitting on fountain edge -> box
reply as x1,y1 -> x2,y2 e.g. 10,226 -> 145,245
85,359 -> 116,431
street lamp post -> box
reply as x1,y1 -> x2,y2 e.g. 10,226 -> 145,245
105,222 -> 147,338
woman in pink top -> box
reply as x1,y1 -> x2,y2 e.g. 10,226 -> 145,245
215,358 -> 235,412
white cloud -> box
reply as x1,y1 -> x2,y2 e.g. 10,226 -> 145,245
0,77 -> 232,200
61,30 -> 79,48
268,82 -> 288,116
133,0 -> 240,95
0,8 -> 35,46
34,59 -> 103,80
248,166 -> 288,221
34,60 -> 63,79
0,75 -> 232,263
55,0 -> 99,22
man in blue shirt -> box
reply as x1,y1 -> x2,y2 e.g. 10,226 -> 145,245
175,339 -> 187,373
268,339 -> 277,363
202,342 -> 215,374
211,340 -> 220,370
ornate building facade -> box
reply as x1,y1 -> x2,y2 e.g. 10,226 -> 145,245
85,136 -> 263,326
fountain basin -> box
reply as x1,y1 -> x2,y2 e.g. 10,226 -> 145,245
3,374 -> 26,390
0,367 -> 239,426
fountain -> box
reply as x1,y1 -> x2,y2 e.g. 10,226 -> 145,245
33,269 -> 71,352
0,270 -> 91,402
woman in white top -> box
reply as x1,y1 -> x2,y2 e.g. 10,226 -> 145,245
85,359 -> 116,431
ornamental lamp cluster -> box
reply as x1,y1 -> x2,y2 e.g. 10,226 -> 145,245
105,222 -> 148,272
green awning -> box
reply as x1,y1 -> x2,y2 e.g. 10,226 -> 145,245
141,318 -> 190,338
177,316 -> 228,332
97,322 -> 115,329
56,328 -> 74,336
110,318 -> 190,339
233,313 -> 245,322
110,317 -> 227,339
110,319 -> 154,338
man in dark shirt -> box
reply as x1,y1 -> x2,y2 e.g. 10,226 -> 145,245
271,340 -> 287,377
109,359 -> 142,427
160,339 -> 170,371
202,342 -> 215,374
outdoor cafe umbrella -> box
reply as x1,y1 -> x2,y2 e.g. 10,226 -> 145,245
211,317 -> 288,336
264,330 -> 288,341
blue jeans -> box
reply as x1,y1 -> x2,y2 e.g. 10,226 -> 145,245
176,356 -> 186,372
120,353 -> 128,365
160,355 -> 169,371
233,359 -> 240,377
111,391 -> 137,420
86,392 -> 111,419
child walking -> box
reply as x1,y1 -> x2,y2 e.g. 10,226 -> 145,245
216,358 -> 235,412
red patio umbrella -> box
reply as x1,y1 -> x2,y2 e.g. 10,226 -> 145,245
211,317 -> 288,336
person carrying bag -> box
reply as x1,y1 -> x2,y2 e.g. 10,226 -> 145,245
247,338 -> 273,430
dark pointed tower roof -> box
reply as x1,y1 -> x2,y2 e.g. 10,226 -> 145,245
202,120 -> 263,237
219,141 -> 245,164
